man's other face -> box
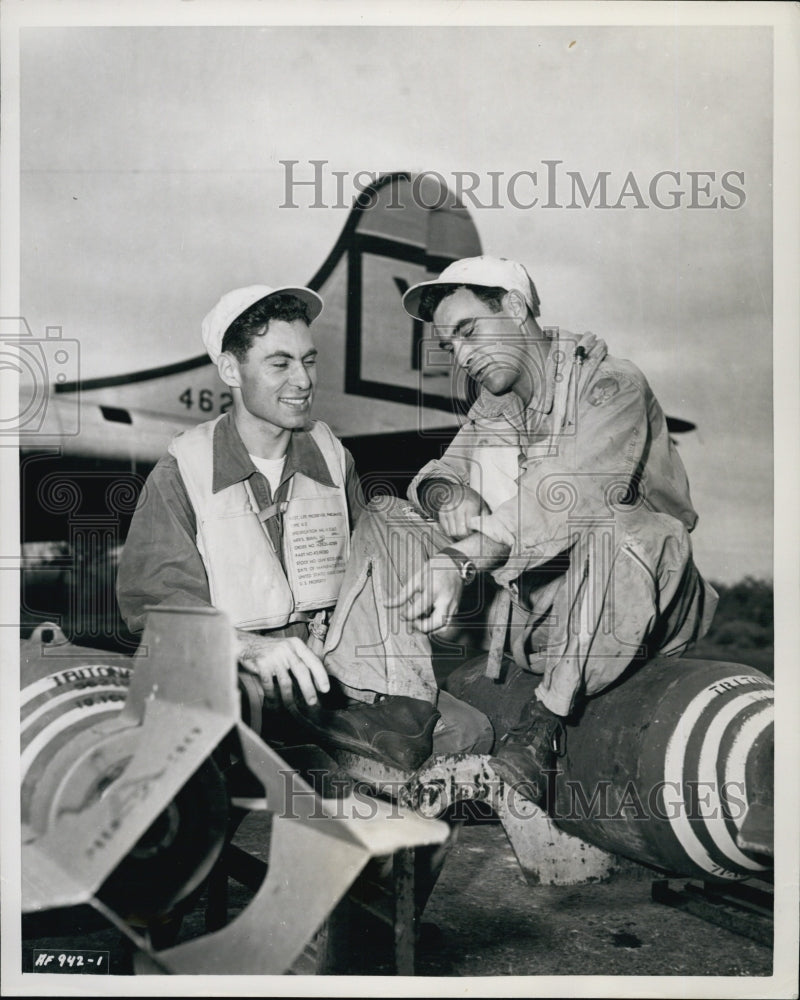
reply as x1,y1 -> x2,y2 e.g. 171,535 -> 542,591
433,287 -> 529,398
234,319 -> 318,431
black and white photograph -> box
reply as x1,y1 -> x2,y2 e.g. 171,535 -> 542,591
2,1 -> 798,996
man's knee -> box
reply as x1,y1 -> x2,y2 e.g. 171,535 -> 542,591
613,509 -> 693,579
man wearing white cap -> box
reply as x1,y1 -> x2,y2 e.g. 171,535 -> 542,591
118,285 -> 364,715
119,283 -> 495,767
358,255 -> 717,802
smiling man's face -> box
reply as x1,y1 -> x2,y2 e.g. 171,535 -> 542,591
232,318 -> 318,431
433,287 -> 534,400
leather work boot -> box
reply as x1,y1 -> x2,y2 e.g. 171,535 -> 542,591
490,698 -> 566,806
288,695 -> 441,772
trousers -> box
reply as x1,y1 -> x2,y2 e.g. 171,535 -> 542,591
322,496 -> 717,731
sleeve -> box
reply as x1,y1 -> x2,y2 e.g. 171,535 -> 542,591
116,454 -> 213,633
406,422 -> 476,507
477,370 -> 650,588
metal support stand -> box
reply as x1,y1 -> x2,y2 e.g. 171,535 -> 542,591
392,848 -> 416,976
202,745 -> 445,976
651,877 -> 773,947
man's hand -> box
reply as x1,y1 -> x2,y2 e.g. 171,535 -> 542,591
236,631 -> 330,708
436,484 -> 489,540
385,555 -> 464,635
417,478 -> 490,540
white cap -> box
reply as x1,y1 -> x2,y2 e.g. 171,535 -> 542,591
201,284 -> 324,362
402,256 -> 540,322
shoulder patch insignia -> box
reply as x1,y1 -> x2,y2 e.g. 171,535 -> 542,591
588,377 -> 620,407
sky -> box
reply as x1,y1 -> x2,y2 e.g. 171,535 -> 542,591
16,19 -> 774,583
2,6 -> 799,998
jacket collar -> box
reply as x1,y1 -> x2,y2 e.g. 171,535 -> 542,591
211,412 -> 336,494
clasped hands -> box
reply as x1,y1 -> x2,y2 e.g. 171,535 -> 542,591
385,484 -> 487,636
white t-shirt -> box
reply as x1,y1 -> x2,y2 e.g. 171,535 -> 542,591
249,453 -> 287,496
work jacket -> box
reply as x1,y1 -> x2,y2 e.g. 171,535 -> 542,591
409,329 -> 700,592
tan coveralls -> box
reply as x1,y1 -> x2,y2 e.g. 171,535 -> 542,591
325,331 -> 717,721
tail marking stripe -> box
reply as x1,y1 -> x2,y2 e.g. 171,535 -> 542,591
664,675 -> 771,879
697,693 -> 772,870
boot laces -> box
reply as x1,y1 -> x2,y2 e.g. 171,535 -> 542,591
503,702 -> 567,758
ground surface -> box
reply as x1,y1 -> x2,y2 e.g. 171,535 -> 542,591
414,823 -> 771,978
21,809 -> 772,984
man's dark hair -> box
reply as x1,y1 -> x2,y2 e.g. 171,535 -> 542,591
221,293 -> 311,361
418,283 -> 507,323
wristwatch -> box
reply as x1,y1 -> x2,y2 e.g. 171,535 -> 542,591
438,546 -> 478,585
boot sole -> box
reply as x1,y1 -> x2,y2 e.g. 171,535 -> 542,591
489,756 -> 544,805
